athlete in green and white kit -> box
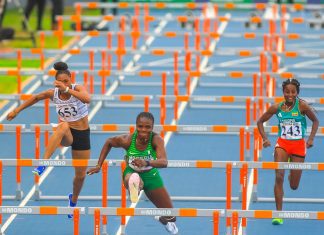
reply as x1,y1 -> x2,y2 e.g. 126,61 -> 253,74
87,112 -> 178,234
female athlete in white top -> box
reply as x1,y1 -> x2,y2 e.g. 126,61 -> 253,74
7,61 -> 91,218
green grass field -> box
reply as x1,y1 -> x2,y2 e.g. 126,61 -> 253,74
0,6 -> 100,94
0,77 -> 29,94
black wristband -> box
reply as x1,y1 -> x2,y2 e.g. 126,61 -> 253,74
145,160 -> 150,167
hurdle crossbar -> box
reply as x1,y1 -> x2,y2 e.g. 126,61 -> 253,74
38,30 -> 324,41
0,123 -> 320,136
2,94 -> 324,105
27,123 -> 324,136
0,124 -> 25,132
1,159 -> 324,171
74,2 -> 322,11
0,206 -> 85,215
88,206 -> 324,220
1,159 -> 324,204
2,47 -> 324,58
0,206 -> 83,234
57,14 -> 321,24
1,69 -> 324,80
5,194 -> 323,204
0,123 -> 324,136
88,207 -> 225,217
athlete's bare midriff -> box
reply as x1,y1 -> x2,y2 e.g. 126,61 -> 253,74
67,116 -> 89,130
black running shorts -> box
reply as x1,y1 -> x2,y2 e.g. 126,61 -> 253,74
70,128 -> 91,150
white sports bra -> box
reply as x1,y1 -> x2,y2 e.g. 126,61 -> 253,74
52,84 -> 88,122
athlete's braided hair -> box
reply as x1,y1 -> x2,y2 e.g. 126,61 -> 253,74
282,78 -> 317,113
53,61 -> 71,79
136,112 -> 154,125
282,78 -> 300,94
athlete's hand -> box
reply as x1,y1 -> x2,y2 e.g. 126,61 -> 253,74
54,80 -> 68,93
131,158 -> 146,168
262,139 -> 271,148
87,165 -> 101,175
6,110 -> 18,121
306,139 -> 314,148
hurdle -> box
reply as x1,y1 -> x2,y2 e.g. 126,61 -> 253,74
3,68 -> 324,81
1,158 -> 324,199
28,123 -> 324,136
3,47 -> 324,58
0,205 -> 322,235
4,94 -> 324,110
1,120 -> 324,196
88,206 -> 324,235
1,157 -> 324,235
1,157 -> 323,233
0,124 -> 26,200
0,206 -> 84,235
56,13 -> 323,24
0,69 -> 322,107
74,2 -> 316,11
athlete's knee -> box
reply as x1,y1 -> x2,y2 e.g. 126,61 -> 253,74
56,122 -> 70,134
275,172 -> 284,184
75,173 -> 86,181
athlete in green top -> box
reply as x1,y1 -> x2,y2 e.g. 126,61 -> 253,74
257,78 -> 319,225
87,112 -> 178,234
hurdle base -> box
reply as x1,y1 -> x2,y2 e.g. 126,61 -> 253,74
33,190 -> 42,201
251,186 -> 258,202
15,190 -> 24,201
226,225 -> 231,235
59,152 -> 65,160
120,225 -> 126,235
2,195 -> 17,200
101,224 -> 108,235
242,227 -> 246,235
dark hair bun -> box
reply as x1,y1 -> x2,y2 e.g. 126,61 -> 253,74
53,62 -> 68,71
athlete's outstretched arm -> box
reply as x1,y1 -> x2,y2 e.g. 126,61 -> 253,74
150,134 -> 168,168
73,85 -> 91,103
301,101 -> 319,148
54,80 -> 91,104
257,104 -> 278,148
87,134 -> 130,175
6,90 -> 53,121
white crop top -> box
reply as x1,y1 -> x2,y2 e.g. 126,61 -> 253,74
53,84 -> 88,122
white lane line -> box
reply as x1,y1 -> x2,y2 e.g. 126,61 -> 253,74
114,12 -> 230,235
